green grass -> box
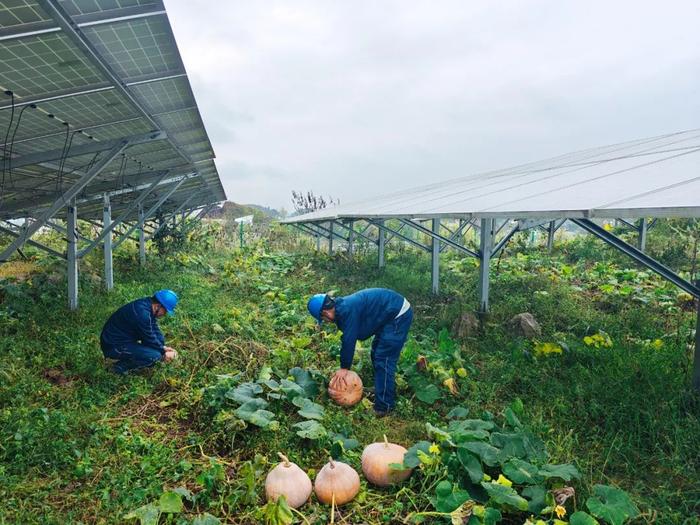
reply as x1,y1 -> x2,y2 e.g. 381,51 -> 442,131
0,230 -> 699,524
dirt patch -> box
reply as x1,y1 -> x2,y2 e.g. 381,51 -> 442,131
42,367 -> 73,387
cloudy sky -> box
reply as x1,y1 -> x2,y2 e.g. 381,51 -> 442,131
165,0 -> 700,212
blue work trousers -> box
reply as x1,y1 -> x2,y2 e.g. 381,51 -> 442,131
101,341 -> 162,375
370,307 -> 413,412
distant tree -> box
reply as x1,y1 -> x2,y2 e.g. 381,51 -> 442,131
291,190 -> 339,214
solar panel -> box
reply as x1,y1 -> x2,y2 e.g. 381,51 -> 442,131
285,129 -> 700,223
0,0 -> 224,223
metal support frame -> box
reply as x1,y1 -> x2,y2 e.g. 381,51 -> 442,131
694,293 -> 700,391
112,176 -> 189,250
0,139 -> 129,261
347,220 -> 354,259
491,223 -> 519,258
369,219 -> 430,252
145,191 -> 201,242
331,220 -> 376,245
384,222 -> 407,245
77,170 -> 177,257
377,220 -> 386,268
399,218 -> 478,258
431,218 -> 440,294
0,222 -> 65,259
571,219 -> 700,298
138,205 -> 146,267
103,194 -> 113,290
328,222 -> 334,256
66,200 -> 78,310
440,218 -> 475,253
478,218 -> 494,315
547,221 -> 556,253
638,218 -> 648,252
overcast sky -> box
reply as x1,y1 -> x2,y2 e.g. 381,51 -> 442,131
164,0 -> 700,212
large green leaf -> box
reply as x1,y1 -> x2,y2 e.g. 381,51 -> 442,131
226,382 -> 263,404
430,480 -> 471,513
522,485 -> 547,514
289,367 -> 320,397
293,420 -> 327,440
415,383 -> 441,404
448,420 -> 491,442
292,396 -> 324,420
158,491 -> 183,513
481,482 -> 529,511
403,441 -> 432,468
489,432 -> 528,459
463,441 -> 502,467
262,494 -> 294,525
330,432 -> 360,458
569,511 -> 600,525
279,379 -> 306,399
586,485 -> 639,525
123,504 -> 160,525
538,463 -> 581,482
503,407 -> 523,429
235,400 -> 277,428
446,406 -> 469,419
455,447 -> 484,483
483,507 -> 502,525
502,459 -> 543,485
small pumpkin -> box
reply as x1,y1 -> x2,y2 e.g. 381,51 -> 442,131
314,457 -> 361,505
265,452 -> 312,508
361,435 -> 412,487
327,370 -> 363,406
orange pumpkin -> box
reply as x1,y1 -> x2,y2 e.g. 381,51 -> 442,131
265,453 -> 312,508
327,370 -> 363,406
361,435 -> 412,487
314,458 -> 361,505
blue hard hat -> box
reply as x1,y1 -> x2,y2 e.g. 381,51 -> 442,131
154,289 -> 178,315
307,293 -> 327,324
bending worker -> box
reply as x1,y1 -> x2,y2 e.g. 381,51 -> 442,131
100,289 -> 179,375
308,288 -> 413,416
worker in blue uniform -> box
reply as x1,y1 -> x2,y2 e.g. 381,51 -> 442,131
307,288 -> 413,416
100,289 -> 179,375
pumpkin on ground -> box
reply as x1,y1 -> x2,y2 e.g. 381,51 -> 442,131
361,435 -> 413,487
327,369 -> 363,406
265,453 -> 312,508
314,458 -> 361,505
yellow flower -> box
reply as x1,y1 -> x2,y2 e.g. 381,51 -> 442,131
555,505 -> 567,519
456,367 -> 468,378
652,338 -> 664,349
482,473 -> 492,482
495,474 -> 513,487
429,443 -> 441,455
603,223 -> 613,231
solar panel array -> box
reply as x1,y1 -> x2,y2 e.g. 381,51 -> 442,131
284,129 -> 700,224
0,0 -> 225,222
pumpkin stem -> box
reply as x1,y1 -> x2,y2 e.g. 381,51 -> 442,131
277,452 -> 291,467
328,457 -> 335,469
383,434 -> 389,447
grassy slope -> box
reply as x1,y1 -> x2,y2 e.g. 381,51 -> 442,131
0,233 -> 699,524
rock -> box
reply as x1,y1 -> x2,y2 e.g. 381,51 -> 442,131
509,313 -> 541,339
452,312 -> 480,338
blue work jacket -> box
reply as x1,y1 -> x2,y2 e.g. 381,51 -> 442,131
334,288 -> 405,369
100,297 -> 165,353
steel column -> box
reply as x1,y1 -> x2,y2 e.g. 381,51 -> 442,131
0,140 -> 129,261
138,205 -> 146,267
328,222 -> 334,256
103,194 -> 113,290
66,200 -> 78,310
347,220 -> 354,260
694,291 -> 700,391
638,218 -> 648,252
547,221 -> 556,253
378,220 -> 386,268
479,218 -> 494,314
431,218 -> 440,294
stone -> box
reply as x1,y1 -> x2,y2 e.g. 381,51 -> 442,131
452,312 -> 480,338
509,312 -> 541,339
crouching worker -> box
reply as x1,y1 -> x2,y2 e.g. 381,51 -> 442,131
307,288 -> 413,417
100,289 -> 179,375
